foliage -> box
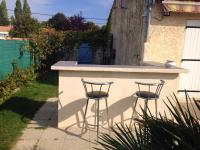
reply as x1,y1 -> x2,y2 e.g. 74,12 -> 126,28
0,0 -> 9,26
97,93 -> 200,150
0,67 -> 36,104
10,16 -> 40,38
48,13 -> 70,31
14,0 -> 22,21
30,28 -> 113,71
22,0 -> 31,18
0,71 -> 58,150
48,13 -> 99,32
19,40 -> 37,65
10,0 -> 41,38
11,59 -> 19,71
40,21 -> 48,28
30,28 -> 65,71
69,14 -> 88,31
86,21 -> 100,31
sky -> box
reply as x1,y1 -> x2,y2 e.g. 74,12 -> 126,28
5,0 -> 114,25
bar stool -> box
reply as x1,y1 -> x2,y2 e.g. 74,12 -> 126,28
130,80 -> 165,126
81,78 -> 113,141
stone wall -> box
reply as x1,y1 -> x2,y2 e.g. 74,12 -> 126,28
143,4 -> 200,66
111,0 -> 147,65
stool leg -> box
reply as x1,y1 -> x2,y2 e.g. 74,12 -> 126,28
155,99 -> 158,118
94,101 -> 97,128
144,100 -> 148,115
83,98 -> 89,130
129,97 -> 138,128
105,98 -> 109,128
97,100 -> 100,142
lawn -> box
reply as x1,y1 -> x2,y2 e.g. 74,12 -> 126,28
0,71 -> 58,150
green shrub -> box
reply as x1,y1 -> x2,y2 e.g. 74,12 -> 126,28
30,28 -> 113,72
97,93 -> 200,150
0,67 -> 36,104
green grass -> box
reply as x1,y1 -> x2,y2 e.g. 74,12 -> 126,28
0,71 -> 58,150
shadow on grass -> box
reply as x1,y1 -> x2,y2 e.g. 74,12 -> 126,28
0,97 -> 45,122
0,70 -> 59,150
0,97 -> 46,150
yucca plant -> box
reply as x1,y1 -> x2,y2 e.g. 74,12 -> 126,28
97,92 -> 200,150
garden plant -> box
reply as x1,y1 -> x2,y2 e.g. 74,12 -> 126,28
97,93 -> 200,150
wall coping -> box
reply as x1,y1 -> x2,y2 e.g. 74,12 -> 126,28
51,61 -> 187,74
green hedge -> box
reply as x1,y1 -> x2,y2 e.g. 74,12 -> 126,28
30,28 -> 114,71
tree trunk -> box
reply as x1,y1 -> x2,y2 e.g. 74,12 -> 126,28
111,0 -> 147,65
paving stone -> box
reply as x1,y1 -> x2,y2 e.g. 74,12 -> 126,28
29,119 -> 50,128
47,97 -> 58,102
27,120 -> 49,128
11,139 -> 38,150
40,127 -> 68,141
88,127 -> 111,144
37,139 -> 64,150
90,142 -> 102,150
48,118 -> 58,128
50,112 -> 58,121
62,139 -> 90,150
64,127 -> 90,140
42,102 -> 57,109
12,98 -> 114,150
19,128 -> 44,140
33,113 -> 53,121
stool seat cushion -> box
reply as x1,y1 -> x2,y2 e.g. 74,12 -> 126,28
87,91 -> 108,99
136,91 -> 159,99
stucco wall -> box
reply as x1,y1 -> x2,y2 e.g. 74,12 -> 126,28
57,70 -> 180,129
111,0 -> 147,65
143,4 -> 200,66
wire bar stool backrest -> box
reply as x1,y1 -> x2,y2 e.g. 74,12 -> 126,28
135,80 -> 165,99
81,78 -> 114,99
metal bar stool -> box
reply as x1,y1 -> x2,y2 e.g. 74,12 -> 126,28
130,80 -> 165,126
81,78 -> 113,141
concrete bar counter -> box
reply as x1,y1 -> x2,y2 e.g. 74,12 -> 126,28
51,61 -> 187,129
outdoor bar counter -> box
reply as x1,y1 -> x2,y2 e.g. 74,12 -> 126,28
51,61 -> 187,129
